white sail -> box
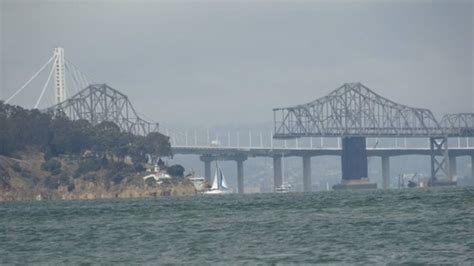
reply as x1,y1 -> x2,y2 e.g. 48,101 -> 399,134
219,168 -> 229,189
211,170 -> 219,190
204,162 -> 232,194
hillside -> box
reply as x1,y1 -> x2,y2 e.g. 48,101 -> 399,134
0,101 -> 197,201
0,149 -> 196,201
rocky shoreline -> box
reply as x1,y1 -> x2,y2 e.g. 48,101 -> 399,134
0,152 -> 197,202
0,179 -> 197,202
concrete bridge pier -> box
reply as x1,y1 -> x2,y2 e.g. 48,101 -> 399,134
236,159 -> 245,194
273,155 -> 283,190
382,156 -> 390,189
303,155 -> 312,192
200,155 -> 214,183
333,137 -> 376,189
341,137 -> 368,180
471,155 -> 474,185
449,156 -> 457,178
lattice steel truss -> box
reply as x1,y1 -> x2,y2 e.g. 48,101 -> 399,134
440,113 -> 474,136
273,82 -> 472,138
45,84 -> 159,136
430,137 -> 451,181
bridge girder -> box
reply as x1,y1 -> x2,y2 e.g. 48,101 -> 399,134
44,84 -> 159,136
440,113 -> 474,137
273,82 -> 472,138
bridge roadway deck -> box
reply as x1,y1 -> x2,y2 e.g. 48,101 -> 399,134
172,146 -> 474,158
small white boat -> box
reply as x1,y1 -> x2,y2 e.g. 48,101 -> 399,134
204,162 -> 231,195
275,182 -> 292,193
274,153 -> 293,193
188,176 -> 207,191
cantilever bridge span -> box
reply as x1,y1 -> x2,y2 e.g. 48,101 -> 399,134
45,83 -> 159,136
272,82 -> 474,189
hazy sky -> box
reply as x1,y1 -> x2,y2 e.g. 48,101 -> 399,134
1,0 -> 473,128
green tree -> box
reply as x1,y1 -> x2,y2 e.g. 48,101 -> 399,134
167,164 -> 185,178
91,121 -> 121,158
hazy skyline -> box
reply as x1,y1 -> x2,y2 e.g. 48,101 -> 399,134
1,0 -> 473,128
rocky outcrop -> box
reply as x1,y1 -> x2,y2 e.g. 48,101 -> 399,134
53,178 -> 196,200
0,152 -> 196,201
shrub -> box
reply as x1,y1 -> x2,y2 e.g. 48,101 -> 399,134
104,162 -> 134,185
19,168 -> 34,180
43,149 -> 53,161
100,157 -> 109,167
167,164 -> 185,178
145,177 -> 157,187
133,163 -> 145,172
76,158 -> 101,176
41,158 -> 62,175
11,162 -> 22,172
112,174 -> 125,184
58,173 -> 70,186
0,167 -> 11,190
83,174 -> 96,181
44,176 -> 59,190
67,183 -> 75,192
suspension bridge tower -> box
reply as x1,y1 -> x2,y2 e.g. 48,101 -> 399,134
53,47 -> 67,104
5,46 -> 90,109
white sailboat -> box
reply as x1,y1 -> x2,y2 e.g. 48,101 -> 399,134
204,162 -> 232,194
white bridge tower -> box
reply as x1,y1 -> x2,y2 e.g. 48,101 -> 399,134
5,47 -> 90,109
53,47 -> 66,104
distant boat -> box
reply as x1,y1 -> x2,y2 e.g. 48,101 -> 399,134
185,169 -> 208,191
399,173 -> 421,188
188,176 -> 207,191
275,182 -> 292,193
275,153 -> 292,193
407,180 -> 417,188
204,162 -> 231,194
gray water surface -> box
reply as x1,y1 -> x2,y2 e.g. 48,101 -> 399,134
1,188 -> 473,264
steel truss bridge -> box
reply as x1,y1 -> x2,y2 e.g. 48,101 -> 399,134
45,84 -> 159,136
273,82 -> 474,186
273,82 -> 474,138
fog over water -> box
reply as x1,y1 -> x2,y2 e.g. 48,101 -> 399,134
1,0 -> 473,128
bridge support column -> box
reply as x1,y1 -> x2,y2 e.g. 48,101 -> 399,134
303,155 -> 311,192
273,155 -> 282,190
333,137 -> 376,190
200,155 -> 214,183
449,156 -> 457,177
471,155 -> 474,186
382,156 -> 390,189
204,160 -> 212,183
341,137 -> 368,180
237,159 -> 244,194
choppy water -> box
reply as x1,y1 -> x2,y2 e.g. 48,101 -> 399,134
1,187 -> 473,264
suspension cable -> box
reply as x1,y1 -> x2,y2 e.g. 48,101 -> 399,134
64,61 -> 80,96
34,62 -> 56,108
65,58 -> 92,85
5,55 -> 55,103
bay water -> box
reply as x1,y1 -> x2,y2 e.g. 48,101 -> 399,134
1,187 -> 473,264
